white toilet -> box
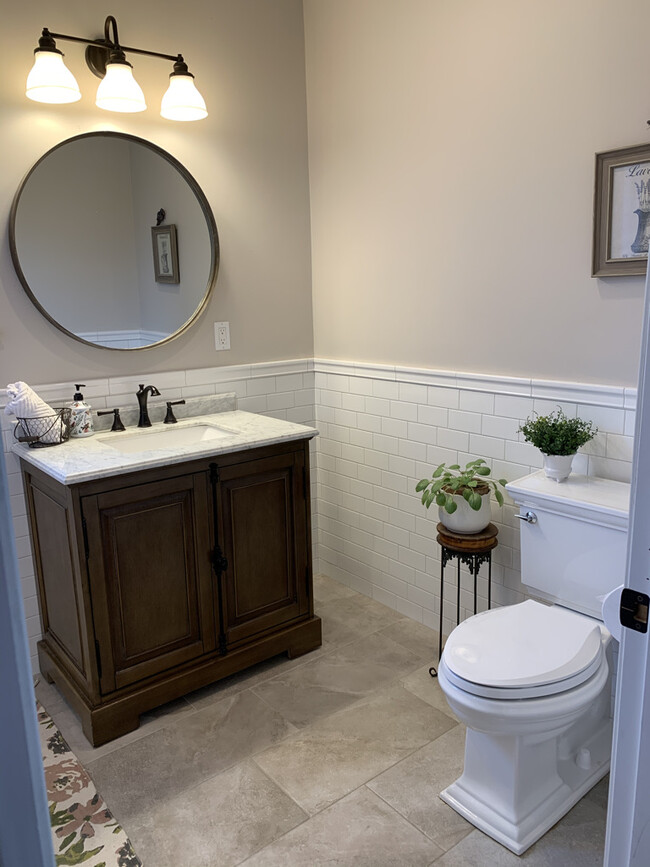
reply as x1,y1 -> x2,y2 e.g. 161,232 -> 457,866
437,470 -> 630,855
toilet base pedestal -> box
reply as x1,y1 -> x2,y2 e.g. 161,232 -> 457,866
440,720 -> 612,855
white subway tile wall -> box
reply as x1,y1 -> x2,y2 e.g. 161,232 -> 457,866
311,360 -> 635,644
1,358 -> 635,673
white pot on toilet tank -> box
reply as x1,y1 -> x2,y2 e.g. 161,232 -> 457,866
542,453 -> 574,482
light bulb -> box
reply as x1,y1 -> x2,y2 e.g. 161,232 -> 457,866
26,50 -> 81,104
96,62 -> 146,113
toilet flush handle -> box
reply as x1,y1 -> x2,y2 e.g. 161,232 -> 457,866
516,511 -> 537,524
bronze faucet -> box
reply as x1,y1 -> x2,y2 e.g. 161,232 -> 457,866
136,384 -> 160,427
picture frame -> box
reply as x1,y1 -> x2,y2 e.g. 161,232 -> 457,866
151,224 -> 180,284
592,143 -> 650,277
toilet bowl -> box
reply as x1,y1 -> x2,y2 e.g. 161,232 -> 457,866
436,471 -> 630,855
438,600 -> 613,855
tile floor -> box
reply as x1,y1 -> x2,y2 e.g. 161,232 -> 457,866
35,575 -> 609,866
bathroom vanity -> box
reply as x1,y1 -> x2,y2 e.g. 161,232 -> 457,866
17,411 -> 321,745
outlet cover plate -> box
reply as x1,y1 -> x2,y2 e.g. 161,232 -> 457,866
214,321 -> 230,351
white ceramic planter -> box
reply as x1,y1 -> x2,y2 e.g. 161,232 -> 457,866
542,454 -> 575,482
439,493 -> 492,534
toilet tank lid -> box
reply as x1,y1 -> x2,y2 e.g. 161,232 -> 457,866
506,471 -> 629,522
443,600 -> 604,688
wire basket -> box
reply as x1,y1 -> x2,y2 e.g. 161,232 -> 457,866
14,408 -> 72,448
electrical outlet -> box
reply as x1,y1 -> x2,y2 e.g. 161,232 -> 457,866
214,321 -> 230,351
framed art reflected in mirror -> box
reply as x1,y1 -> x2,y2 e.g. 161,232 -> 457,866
152,224 -> 180,284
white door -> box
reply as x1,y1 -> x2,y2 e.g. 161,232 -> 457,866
0,448 -> 54,865
604,263 -> 650,866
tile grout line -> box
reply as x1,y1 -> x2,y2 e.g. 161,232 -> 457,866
366,763 -> 467,856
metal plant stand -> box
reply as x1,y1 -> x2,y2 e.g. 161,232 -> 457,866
429,522 -> 499,677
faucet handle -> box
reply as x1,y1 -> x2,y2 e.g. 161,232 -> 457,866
164,400 -> 186,424
97,408 -> 126,432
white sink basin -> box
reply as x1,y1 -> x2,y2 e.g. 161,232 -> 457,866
99,423 -> 235,454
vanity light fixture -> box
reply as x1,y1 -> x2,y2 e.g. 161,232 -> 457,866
26,15 -> 207,121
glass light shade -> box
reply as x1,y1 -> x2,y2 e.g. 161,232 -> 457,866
161,74 -> 207,121
26,50 -> 81,104
95,63 -> 146,113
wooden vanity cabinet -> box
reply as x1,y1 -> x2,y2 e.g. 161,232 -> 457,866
22,438 -> 321,746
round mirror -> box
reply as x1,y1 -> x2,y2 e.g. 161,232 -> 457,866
9,132 -> 219,350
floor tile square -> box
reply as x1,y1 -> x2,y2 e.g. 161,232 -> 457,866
240,786 -> 444,866
401,662 -> 459,721
377,617 -> 440,661
313,572 -> 358,604
368,723 -> 471,851
86,690 -> 296,824
252,631 -> 422,727
183,648 -> 324,711
317,593 -> 404,647
254,683 -> 456,814
127,759 -> 307,867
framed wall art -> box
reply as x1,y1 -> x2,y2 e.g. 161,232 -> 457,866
151,224 -> 180,284
592,143 -> 650,277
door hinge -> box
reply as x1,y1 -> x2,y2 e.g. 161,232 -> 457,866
81,516 -> 89,561
94,640 -> 103,679
620,588 -> 649,634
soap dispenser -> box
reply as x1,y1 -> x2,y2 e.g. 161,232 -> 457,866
69,384 -> 94,438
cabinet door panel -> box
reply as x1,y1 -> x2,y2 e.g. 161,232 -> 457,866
84,473 -> 214,692
30,485 -> 84,672
218,450 -> 309,647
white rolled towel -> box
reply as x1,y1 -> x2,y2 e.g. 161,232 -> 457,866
5,381 -> 60,443
5,381 -> 55,417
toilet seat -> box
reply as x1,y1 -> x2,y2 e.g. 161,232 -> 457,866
442,599 -> 607,700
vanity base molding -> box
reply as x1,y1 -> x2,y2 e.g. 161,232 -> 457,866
23,437 -> 319,746
38,614 -> 321,747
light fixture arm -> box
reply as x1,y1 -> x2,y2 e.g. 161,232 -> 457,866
41,16 -> 184,79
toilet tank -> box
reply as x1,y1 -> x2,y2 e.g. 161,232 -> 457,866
505,472 -> 630,618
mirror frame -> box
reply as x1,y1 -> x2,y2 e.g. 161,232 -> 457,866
9,131 -> 219,351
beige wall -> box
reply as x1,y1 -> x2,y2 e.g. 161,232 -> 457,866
0,0 -> 313,384
4,0 -> 649,388
304,0 -> 649,385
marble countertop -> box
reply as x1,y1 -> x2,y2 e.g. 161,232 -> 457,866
12,411 -> 318,486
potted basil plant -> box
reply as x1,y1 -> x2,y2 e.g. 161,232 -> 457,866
518,407 -> 598,482
416,459 -> 507,534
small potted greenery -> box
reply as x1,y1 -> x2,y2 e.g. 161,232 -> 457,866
416,459 -> 508,534
518,407 -> 598,482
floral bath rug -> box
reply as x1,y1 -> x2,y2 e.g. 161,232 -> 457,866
37,701 -> 142,866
